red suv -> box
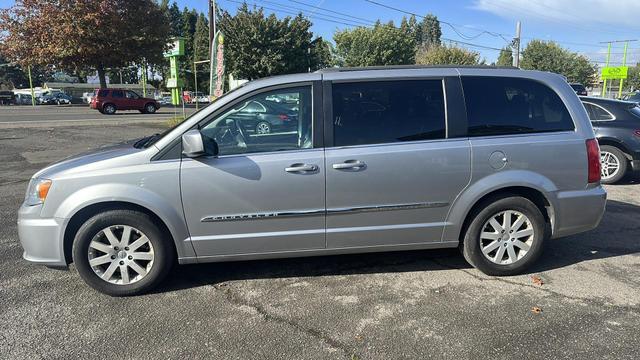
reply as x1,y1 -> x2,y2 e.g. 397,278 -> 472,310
90,88 -> 160,115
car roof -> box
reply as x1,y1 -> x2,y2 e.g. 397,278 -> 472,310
579,96 -> 636,105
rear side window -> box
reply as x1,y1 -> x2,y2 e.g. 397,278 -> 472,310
97,89 -> 109,97
583,102 -> 614,121
332,80 -> 446,146
462,77 -> 575,136
112,90 -> 124,98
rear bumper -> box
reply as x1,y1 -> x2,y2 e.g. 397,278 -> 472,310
631,160 -> 640,171
17,204 -> 67,267
551,186 -> 607,238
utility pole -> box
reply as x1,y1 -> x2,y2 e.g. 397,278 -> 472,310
208,0 -> 217,99
512,21 -> 521,68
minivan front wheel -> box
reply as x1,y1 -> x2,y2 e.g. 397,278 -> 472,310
462,196 -> 546,276
72,210 -> 175,296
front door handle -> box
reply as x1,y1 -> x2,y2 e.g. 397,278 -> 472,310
285,163 -> 318,173
332,160 -> 366,170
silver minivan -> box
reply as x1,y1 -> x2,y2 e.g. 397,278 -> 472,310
18,66 -> 607,296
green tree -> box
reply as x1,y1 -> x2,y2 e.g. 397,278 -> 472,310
496,46 -> 513,66
334,21 -> 416,66
521,40 -> 597,86
420,14 -> 442,47
625,63 -> 640,91
0,0 -> 169,88
219,4 -> 328,79
415,44 -> 483,65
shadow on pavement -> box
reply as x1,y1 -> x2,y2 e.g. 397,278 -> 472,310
155,198 -> 640,294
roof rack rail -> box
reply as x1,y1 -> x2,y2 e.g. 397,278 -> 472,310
315,65 -> 520,73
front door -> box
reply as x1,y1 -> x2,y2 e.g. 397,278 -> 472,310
325,79 -> 471,248
180,83 -> 326,257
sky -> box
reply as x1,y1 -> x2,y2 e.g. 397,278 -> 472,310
2,0 -> 640,66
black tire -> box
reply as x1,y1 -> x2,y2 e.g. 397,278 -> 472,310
461,195 -> 546,276
102,103 -> 116,115
144,103 -> 157,114
599,145 -> 628,184
72,209 -> 175,296
255,121 -> 271,134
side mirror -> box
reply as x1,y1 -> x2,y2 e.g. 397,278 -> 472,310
182,129 -> 219,158
182,130 -> 206,158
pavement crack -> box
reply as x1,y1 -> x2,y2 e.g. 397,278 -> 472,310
214,283 -> 357,358
429,258 -> 640,313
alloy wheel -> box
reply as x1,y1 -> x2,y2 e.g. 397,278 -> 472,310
600,151 -> 620,181
256,122 -> 271,134
87,225 -> 154,285
479,210 -> 534,265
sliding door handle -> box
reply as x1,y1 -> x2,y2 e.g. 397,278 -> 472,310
332,160 -> 366,170
285,163 -> 318,173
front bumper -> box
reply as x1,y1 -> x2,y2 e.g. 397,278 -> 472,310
18,204 -> 67,267
551,186 -> 607,239
631,160 -> 640,172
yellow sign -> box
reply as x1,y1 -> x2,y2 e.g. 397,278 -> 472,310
601,66 -> 628,80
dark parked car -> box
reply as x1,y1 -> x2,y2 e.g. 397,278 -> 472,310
622,91 -> 640,103
570,83 -> 588,96
226,96 -> 299,134
90,88 -> 159,115
0,90 -> 15,105
39,92 -> 72,105
580,96 -> 640,183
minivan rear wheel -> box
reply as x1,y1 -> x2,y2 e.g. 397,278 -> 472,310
599,145 -> 627,184
72,209 -> 175,296
461,196 -> 546,276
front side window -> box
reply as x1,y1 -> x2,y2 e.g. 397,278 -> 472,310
126,91 -> 139,99
332,80 -> 446,146
462,77 -> 575,136
200,86 -> 312,156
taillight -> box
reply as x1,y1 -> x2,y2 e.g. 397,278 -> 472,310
586,139 -> 601,183
278,114 -> 289,121
633,130 -> 640,137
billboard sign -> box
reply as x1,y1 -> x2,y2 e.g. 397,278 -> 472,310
601,66 -> 628,80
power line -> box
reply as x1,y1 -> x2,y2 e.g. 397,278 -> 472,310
363,0 -> 512,44
256,0 -> 374,26
221,0 -> 365,27
287,0 -> 375,24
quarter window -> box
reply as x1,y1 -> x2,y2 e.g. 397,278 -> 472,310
332,80 -> 446,146
200,86 -> 312,156
462,77 -> 575,136
583,102 -> 614,121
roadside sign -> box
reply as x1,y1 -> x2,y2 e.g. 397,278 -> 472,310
164,38 -> 185,58
601,66 -> 628,80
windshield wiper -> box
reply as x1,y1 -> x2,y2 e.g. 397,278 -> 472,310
133,133 -> 160,148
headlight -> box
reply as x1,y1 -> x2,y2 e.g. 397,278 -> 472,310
24,178 -> 52,206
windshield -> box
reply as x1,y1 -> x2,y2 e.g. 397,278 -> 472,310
134,84 -> 247,148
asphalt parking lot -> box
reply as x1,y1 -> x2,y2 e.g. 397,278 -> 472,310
1,108 -> 639,359
0,104 -> 196,128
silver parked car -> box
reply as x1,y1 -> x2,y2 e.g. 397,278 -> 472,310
18,66 -> 607,296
